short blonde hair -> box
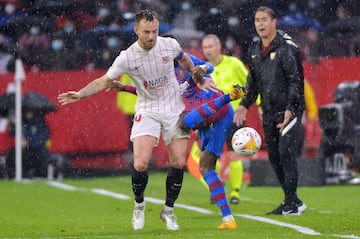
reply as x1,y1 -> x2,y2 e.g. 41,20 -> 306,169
203,34 -> 221,45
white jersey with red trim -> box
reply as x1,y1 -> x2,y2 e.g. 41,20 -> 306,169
106,36 -> 185,114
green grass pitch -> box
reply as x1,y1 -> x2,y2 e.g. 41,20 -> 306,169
0,172 -> 359,239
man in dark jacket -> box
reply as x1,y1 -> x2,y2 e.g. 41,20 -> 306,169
6,109 -> 51,178
234,6 -> 306,215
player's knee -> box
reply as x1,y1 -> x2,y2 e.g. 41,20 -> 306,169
133,160 -> 149,172
169,159 -> 186,169
199,154 -> 217,174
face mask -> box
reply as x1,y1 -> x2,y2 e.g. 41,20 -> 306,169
98,8 -> 110,18
289,3 -> 297,13
30,26 -> 40,35
25,111 -> 35,120
225,39 -> 235,50
123,12 -> 134,20
210,8 -> 219,15
182,2 -> 191,11
5,4 -> 16,15
189,39 -> 198,48
308,0 -> 317,9
63,26 -> 75,33
107,37 -> 120,48
51,40 -> 64,51
109,24 -> 119,30
228,16 -> 239,27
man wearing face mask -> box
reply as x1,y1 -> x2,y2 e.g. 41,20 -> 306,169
17,23 -> 51,69
0,33 -> 14,74
59,17 -> 78,50
94,35 -> 123,69
51,38 -> 64,51
38,31 -> 85,71
96,2 -> 112,25
224,35 -> 243,59
0,1 -> 26,28
171,0 -> 201,30
6,109 -> 51,178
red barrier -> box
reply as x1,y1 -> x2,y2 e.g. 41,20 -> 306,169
0,70 -> 131,169
303,57 -> 360,106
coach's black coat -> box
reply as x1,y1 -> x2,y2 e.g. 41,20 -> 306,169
240,30 -> 305,117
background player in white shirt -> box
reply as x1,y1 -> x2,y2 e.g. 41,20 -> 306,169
57,9 -> 212,231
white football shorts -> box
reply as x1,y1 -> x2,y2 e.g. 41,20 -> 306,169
130,111 -> 190,146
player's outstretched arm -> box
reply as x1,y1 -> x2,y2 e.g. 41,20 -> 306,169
57,74 -> 112,106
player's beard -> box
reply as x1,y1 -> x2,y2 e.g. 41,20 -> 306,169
144,39 -> 156,50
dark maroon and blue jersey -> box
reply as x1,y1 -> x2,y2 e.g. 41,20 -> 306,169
175,54 -> 231,128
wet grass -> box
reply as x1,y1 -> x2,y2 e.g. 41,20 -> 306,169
0,172 -> 359,239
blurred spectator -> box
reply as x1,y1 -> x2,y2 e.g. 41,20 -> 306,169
166,0 -> 204,46
37,31 -> 85,71
223,34 -> 243,59
6,109 -> 51,178
96,1 -> 115,25
171,0 -> 201,30
0,0 -> 358,72
322,4 -> 360,57
56,16 -> 79,49
93,35 -> 123,69
70,0 -> 98,32
16,21 -> 51,72
101,12 -> 126,29
0,33 -> 14,73
301,27 -> 323,62
323,4 -> 353,36
0,0 -> 26,28
195,5 -> 230,41
349,33 -> 360,56
277,0 -> 322,38
17,0 -> 36,13
315,0 -> 360,26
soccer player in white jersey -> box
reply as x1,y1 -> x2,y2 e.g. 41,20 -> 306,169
57,9 -> 212,231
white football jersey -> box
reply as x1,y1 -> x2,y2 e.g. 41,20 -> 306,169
106,36 -> 185,114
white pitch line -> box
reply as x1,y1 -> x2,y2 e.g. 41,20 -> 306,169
333,235 -> 360,239
47,181 -> 77,191
236,214 -> 321,235
91,188 -> 131,200
46,181 -> 359,238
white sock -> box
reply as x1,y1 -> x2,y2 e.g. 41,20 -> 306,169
163,205 -> 174,213
134,201 -> 145,208
223,215 -> 234,222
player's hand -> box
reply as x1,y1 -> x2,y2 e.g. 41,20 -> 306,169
197,77 -> 219,93
106,80 -> 125,92
191,66 -> 206,84
233,105 -> 248,127
57,91 -> 81,106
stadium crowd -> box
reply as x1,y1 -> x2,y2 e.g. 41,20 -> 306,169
0,0 -> 359,74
